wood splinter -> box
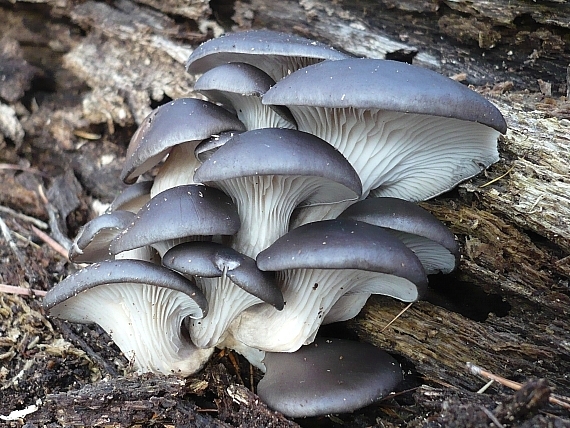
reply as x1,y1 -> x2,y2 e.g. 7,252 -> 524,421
467,362 -> 570,410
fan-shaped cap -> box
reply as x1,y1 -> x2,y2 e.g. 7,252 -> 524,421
257,219 -> 427,292
263,58 -> 507,133
194,62 -> 296,127
339,198 -> 460,274
186,29 -> 352,81
194,131 -> 243,163
69,210 -> 135,263
194,128 -> 362,204
43,259 -> 210,376
163,241 -> 283,308
121,98 -> 246,184
109,184 -> 240,255
106,181 -> 153,213
258,337 -> 402,417
43,259 -> 207,316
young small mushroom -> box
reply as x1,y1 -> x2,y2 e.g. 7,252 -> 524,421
194,62 -> 297,130
43,259 -> 212,376
69,210 -> 136,263
120,98 -> 245,196
163,241 -> 283,348
109,184 -> 240,257
257,337 -> 402,418
106,181 -> 153,213
263,58 -> 507,224
231,219 -> 428,352
194,128 -> 362,258
339,197 -> 460,274
186,29 -> 352,82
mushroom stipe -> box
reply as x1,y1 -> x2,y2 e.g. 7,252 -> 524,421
43,29 -> 505,417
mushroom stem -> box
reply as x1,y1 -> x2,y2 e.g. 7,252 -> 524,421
232,268 -> 420,352
190,275 -> 270,348
217,175 -> 327,258
150,142 -> 203,198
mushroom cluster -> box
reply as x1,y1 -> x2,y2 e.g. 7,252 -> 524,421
43,30 -> 506,417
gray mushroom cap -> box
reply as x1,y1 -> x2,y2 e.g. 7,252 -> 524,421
231,219 -> 427,352
43,259 -> 207,316
257,337 -> 402,417
339,197 -> 460,274
262,57 -> 505,202
262,58 -> 507,133
106,181 -> 153,213
163,241 -> 283,308
195,131 -> 243,163
194,128 -> 362,257
43,259 -> 211,376
121,98 -> 246,184
69,210 -> 135,263
194,62 -> 297,128
186,29 -> 352,81
194,128 -> 362,203
109,184 -> 240,256
257,219 -> 427,290
163,241 -> 284,349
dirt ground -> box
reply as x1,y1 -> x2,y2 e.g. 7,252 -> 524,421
1,1 -> 570,427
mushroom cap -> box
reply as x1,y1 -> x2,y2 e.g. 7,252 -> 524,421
163,241 -> 283,308
257,218 -> 427,292
121,98 -> 246,184
194,131 -> 243,163
43,259 -> 210,376
69,210 -> 135,263
106,181 -> 153,213
109,184 -> 240,255
262,58 -> 507,133
257,337 -> 402,417
339,198 -> 460,274
186,29 -> 351,81
194,62 -> 297,127
194,128 -> 362,205
43,259 -> 208,318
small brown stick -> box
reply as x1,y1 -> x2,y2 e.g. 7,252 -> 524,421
0,205 -> 48,229
227,350 -> 245,385
31,225 -> 69,260
0,283 -> 47,297
479,405 -> 505,428
467,362 -> 570,410
0,163 -> 47,177
381,302 -> 413,332
479,165 -> 515,188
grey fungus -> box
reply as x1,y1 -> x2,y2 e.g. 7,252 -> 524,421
263,58 -> 506,204
339,197 -> 460,274
109,184 -> 240,257
257,337 -> 402,418
69,210 -> 135,263
186,29 -> 352,82
231,219 -> 427,352
121,98 -> 245,186
45,30 -> 505,414
106,180 -> 153,213
194,128 -> 362,257
43,259 -> 211,376
194,62 -> 297,129
163,241 -> 283,348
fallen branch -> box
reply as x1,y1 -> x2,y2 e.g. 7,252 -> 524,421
0,283 -> 46,297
